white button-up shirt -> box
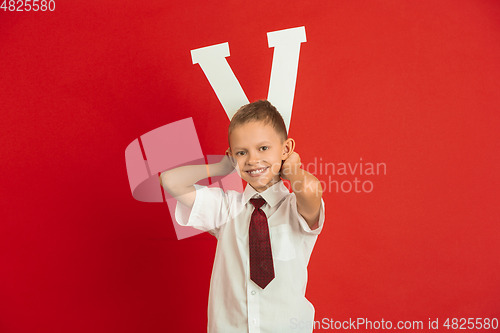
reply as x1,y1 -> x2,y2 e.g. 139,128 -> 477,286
175,180 -> 325,333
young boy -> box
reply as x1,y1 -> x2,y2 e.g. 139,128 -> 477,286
160,100 -> 325,333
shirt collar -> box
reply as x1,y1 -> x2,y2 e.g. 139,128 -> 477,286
241,180 -> 289,208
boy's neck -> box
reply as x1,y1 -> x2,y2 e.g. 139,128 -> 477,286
249,178 -> 282,193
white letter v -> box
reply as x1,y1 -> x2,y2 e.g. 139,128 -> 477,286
190,26 -> 307,131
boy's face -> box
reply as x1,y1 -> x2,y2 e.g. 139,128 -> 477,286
229,120 -> 292,192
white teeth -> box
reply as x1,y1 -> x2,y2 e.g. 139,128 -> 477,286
248,167 -> 266,174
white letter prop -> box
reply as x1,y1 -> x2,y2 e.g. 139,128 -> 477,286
191,43 -> 249,120
190,26 -> 307,131
267,26 -> 307,131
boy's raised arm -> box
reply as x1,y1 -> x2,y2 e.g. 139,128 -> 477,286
159,151 -> 235,209
281,152 -> 323,229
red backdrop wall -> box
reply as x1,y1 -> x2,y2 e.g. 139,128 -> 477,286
1,0 -> 499,332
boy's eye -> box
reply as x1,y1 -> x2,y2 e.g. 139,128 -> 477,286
260,146 -> 269,151
236,151 -> 246,156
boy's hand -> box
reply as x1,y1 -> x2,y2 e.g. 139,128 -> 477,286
280,151 -> 302,180
216,148 -> 237,176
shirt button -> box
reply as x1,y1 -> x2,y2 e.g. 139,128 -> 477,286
251,290 -> 256,295
253,319 -> 257,324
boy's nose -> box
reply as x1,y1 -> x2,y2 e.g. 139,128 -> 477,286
246,152 -> 260,165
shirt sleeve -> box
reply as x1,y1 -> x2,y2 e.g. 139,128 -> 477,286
174,184 -> 230,236
290,194 -> 326,235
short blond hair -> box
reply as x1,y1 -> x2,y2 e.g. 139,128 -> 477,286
228,100 -> 287,145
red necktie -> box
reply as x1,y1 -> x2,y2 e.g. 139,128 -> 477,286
249,198 -> 275,289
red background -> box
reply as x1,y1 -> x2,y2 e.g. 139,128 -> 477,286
1,0 -> 500,332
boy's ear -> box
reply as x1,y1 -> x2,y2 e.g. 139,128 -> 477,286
282,138 -> 295,160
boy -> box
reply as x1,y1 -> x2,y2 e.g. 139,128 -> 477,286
160,100 -> 325,333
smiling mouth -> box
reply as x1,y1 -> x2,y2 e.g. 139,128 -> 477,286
246,167 -> 269,177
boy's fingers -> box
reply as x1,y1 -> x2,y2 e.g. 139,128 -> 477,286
225,151 -> 236,167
